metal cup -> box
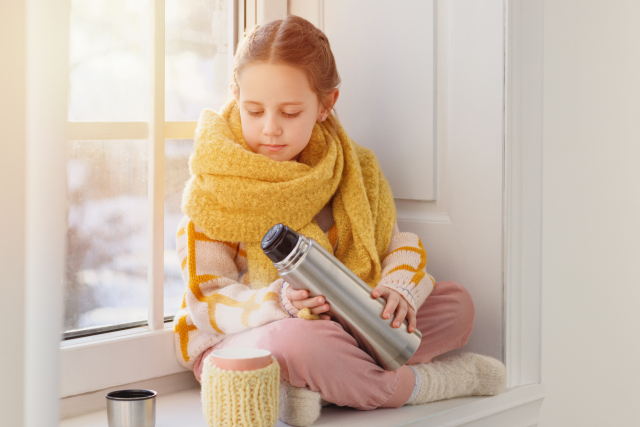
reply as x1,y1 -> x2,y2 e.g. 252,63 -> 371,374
106,389 -> 157,427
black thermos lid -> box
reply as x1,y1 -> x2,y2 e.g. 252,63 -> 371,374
261,224 -> 300,263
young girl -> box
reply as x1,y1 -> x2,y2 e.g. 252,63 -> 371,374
173,14 -> 506,426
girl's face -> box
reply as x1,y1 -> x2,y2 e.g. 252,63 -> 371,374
234,62 -> 331,162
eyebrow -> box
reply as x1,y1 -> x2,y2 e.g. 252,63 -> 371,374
242,100 -> 304,106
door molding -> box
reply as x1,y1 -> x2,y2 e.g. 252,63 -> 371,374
503,0 -> 544,390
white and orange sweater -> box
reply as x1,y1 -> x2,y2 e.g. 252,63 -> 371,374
173,203 -> 436,370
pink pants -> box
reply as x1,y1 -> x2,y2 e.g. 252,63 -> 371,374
193,281 -> 475,410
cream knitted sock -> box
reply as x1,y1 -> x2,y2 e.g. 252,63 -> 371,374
278,380 -> 323,426
405,352 -> 507,406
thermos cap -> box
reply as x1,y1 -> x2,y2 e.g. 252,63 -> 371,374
261,224 -> 300,263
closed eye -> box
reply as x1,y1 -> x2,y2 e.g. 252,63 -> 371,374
247,110 -> 301,119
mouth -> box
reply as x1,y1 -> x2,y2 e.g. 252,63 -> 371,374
263,144 -> 286,152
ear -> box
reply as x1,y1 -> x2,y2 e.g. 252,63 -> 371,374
230,83 -> 239,100
329,88 -> 339,107
319,89 -> 340,121
324,88 -> 340,113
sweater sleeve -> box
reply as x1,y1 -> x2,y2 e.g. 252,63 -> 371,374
172,215 -> 294,370
377,222 -> 436,313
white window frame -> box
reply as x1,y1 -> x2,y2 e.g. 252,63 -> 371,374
59,0 -> 240,398
59,0 -> 545,422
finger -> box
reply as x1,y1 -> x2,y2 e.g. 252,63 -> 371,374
382,295 -> 400,320
288,287 -> 308,301
293,295 -> 323,311
370,286 -> 386,299
408,312 -> 418,333
289,291 -> 309,310
406,306 -> 417,332
310,302 -> 330,315
304,295 -> 326,309
285,285 -> 297,301
393,302 -> 408,328
297,289 -> 309,300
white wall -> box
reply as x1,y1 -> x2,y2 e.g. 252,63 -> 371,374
0,0 -> 69,426
0,2 -> 27,426
540,0 -> 640,425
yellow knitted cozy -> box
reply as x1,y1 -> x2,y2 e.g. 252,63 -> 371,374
201,355 -> 280,427
182,97 -> 397,289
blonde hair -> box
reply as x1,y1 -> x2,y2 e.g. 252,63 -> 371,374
231,14 -> 341,134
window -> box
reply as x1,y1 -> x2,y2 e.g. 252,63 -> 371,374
64,0 -> 231,339
61,0 -> 240,398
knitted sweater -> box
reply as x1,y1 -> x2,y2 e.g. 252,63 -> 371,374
173,202 -> 436,370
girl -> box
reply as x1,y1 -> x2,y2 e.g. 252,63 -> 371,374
173,14 -> 506,426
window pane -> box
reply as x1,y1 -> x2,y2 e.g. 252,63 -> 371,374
68,0 -> 150,121
65,140 -> 149,332
166,0 -> 230,120
164,139 -> 193,316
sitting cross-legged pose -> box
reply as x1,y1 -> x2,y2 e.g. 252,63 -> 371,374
173,14 -> 506,427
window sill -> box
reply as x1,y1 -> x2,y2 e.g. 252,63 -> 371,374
60,383 -> 544,427
60,324 -> 187,398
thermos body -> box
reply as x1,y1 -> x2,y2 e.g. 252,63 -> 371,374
266,228 -> 422,371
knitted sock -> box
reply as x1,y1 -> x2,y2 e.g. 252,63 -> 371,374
405,352 -> 507,405
406,365 -> 422,405
278,380 -> 323,426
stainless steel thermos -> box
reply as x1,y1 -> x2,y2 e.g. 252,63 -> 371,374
261,224 -> 422,371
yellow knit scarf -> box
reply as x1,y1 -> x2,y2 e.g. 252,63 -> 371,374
182,98 -> 396,289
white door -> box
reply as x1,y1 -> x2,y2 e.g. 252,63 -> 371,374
281,0 -> 505,361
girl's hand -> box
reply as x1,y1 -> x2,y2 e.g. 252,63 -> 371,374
370,285 -> 417,333
286,285 -> 332,320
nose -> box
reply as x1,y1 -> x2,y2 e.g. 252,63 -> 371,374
262,113 -> 282,137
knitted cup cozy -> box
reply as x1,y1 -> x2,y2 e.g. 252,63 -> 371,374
201,355 -> 280,427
